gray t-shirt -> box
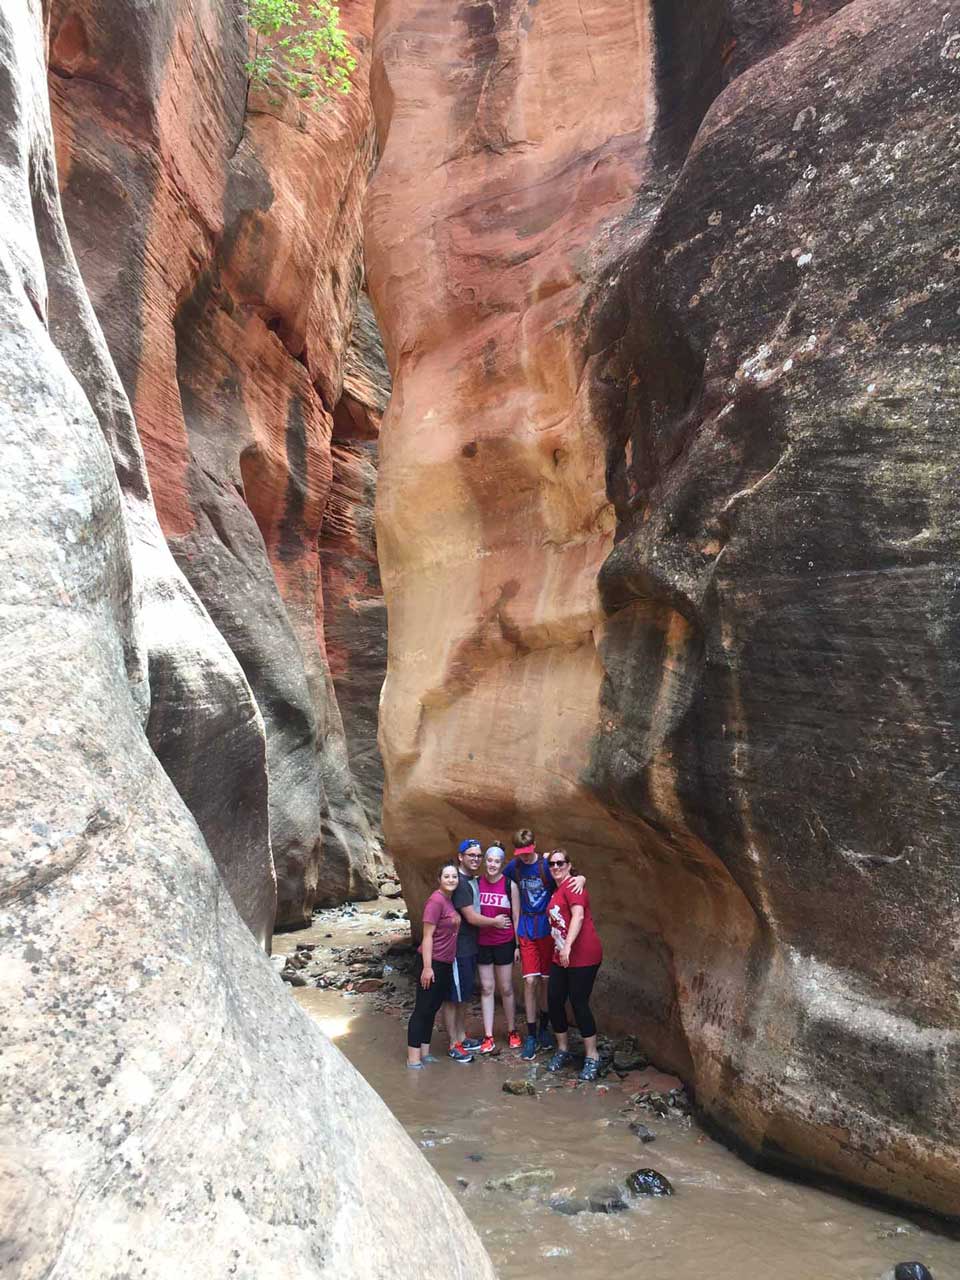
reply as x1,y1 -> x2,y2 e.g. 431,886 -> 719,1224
452,871 -> 480,957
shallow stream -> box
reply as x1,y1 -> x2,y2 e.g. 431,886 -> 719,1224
275,902 -> 958,1280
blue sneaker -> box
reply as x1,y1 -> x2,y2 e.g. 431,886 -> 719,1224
578,1056 -> 599,1082
538,1026 -> 556,1051
520,1034 -> 538,1060
462,1037 -> 482,1051
448,1044 -> 475,1064
546,1049 -> 572,1072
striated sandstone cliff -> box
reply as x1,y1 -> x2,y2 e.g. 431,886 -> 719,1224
368,0 -> 960,1218
0,2 -> 493,1275
48,0 -> 386,924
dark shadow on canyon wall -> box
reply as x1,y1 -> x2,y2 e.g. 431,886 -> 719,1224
584,0 -> 960,1220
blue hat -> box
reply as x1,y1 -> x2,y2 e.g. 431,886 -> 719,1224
458,838 -> 481,854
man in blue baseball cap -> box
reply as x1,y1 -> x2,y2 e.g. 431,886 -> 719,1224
442,837 -> 511,1061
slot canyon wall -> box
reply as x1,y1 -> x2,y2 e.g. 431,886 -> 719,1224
367,0 -> 960,1219
48,0 -> 388,925
2,0 -> 495,1276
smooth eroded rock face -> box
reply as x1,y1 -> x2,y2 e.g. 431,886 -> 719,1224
366,0 -> 656,900
49,0 -> 384,925
0,4 -> 495,1275
368,0 -> 960,1218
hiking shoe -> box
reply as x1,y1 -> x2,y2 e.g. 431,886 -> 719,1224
479,1036 -> 497,1055
546,1049 -> 572,1073
448,1044 -> 475,1063
462,1037 -> 482,1050
538,1026 -> 556,1051
508,1031 -> 522,1050
519,1034 -> 538,1060
579,1056 -> 599,1082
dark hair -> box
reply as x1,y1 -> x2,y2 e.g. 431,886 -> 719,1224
437,861 -> 459,881
513,827 -> 534,848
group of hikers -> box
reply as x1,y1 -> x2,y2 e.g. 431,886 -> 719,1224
405,829 -> 604,1081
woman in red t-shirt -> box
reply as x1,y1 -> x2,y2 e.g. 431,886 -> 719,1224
544,848 -> 604,1081
406,863 -> 461,1068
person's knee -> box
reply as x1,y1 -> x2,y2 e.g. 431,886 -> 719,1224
523,973 -> 539,987
480,976 -> 495,997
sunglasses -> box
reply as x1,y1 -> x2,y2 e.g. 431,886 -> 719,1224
548,858 -> 568,868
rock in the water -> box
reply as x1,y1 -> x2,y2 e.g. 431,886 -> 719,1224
587,1185 -> 628,1214
380,880 -> 403,899
628,1122 -> 657,1144
484,1168 -> 555,1195
893,1266 -> 934,1280
626,1169 -> 675,1197
549,1194 -> 589,1217
502,1080 -> 537,1097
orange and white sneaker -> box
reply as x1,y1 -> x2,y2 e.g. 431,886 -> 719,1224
507,1031 -> 522,1050
479,1036 -> 497,1055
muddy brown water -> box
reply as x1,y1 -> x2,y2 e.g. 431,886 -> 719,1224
275,902 -> 958,1280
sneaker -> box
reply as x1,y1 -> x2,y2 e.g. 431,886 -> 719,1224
508,1031 -> 522,1050
406,1061 -> 424,1070
421,1054 -> 439,1064
462,1037 -> 482,1050
519,1034 -> 538,1061
538,1026 -> 556,1051
546,1049 -> 572,1073
578,1056 -> 599,1082
479,1036 -> 497,1055
448,1044 -> 475,1064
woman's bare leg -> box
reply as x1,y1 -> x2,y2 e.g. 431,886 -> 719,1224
495,963 -> 516,1032
478,964 -> 496,1038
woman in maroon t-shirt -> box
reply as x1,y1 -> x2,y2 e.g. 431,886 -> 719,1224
544,848 -> 604,1081
406,863 -> 461,1068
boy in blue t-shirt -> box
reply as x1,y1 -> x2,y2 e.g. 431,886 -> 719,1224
503,827 -> 584,1060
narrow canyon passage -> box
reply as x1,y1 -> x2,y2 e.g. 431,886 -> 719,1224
276,900 -> 959,1279
3,0 -> 960,1274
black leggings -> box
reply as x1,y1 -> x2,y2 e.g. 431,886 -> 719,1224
548,962 -> 601,1039
407,956 -> 453,1048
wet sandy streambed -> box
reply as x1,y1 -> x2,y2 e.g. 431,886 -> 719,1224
274,901 -> 958,1280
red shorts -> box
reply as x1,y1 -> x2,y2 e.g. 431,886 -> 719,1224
517,934 -> 554,978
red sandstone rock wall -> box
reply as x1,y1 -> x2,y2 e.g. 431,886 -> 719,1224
49,0 -> 386,925
368,0 -> 960,1218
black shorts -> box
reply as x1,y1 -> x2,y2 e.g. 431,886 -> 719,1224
445,953 -> 478,1003
477,941 -> 516,967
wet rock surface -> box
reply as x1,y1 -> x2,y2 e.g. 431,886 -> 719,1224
626,1169 -> 675,1197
